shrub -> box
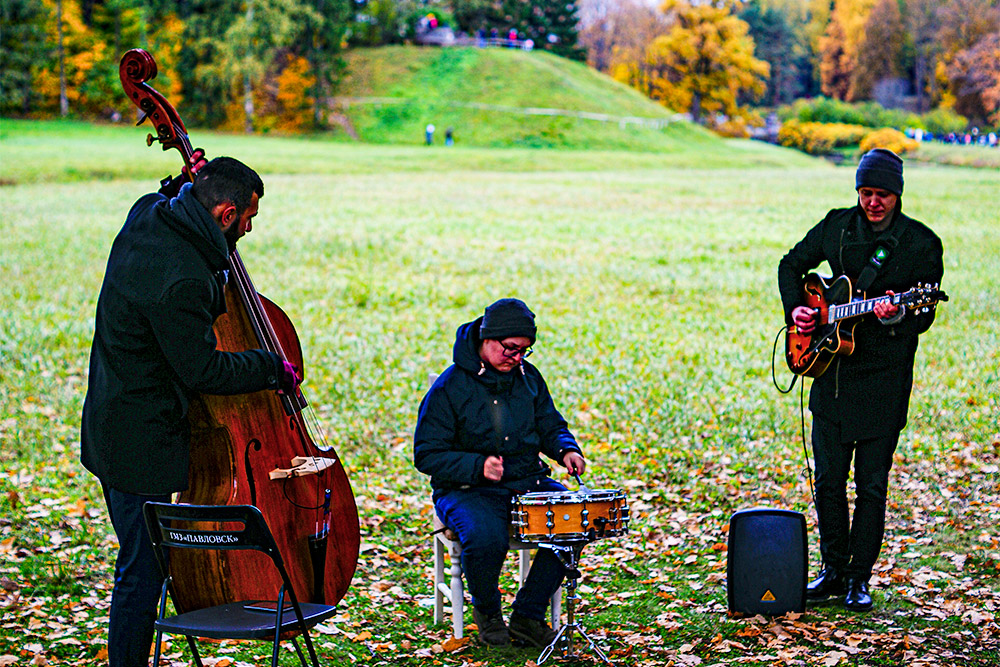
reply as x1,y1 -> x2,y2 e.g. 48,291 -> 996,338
860,128 -> 919,155
777,97 -> 969,135
778,119 -> 868,154
922,108 -> 968,135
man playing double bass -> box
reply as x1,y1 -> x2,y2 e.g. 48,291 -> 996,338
81,156 -> 301,667
777,148 -> 944,612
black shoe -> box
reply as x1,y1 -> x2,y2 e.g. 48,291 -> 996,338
807,567 -> 847,599
472,607 -> 511,646
509,612 -> 557,648
844,578 -> 873,612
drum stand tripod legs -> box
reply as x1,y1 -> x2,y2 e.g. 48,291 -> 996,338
537,541 -> 611,666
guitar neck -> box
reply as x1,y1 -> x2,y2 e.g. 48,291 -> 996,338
827,293 -> 899,323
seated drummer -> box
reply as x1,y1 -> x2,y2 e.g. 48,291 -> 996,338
414,298 -> 586,648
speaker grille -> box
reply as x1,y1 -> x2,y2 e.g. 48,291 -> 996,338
727,508 -> 807,615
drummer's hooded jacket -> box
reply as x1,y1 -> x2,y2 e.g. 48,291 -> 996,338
413,317 -> 581,497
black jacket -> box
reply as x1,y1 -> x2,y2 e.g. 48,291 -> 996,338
81,184 -> 282,495
413,317 -> 581,496
777,204 -> 944,440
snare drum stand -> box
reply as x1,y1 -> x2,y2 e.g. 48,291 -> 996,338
537,540 -> 612,666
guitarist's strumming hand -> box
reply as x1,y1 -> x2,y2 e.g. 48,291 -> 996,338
792,306 -> 818,334
873,290 -> 900,320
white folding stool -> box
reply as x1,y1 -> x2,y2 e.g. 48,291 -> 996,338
432,514 -> 562,639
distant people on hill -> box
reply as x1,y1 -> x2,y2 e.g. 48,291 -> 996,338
445,127 -> 454,146
425,124 -> 435,146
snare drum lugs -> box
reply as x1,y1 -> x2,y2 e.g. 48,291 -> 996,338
511,489 -> 629,543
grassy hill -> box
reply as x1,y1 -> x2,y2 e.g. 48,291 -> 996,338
336,46 -> 719,152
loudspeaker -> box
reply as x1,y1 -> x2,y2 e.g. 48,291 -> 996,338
727,508 -> 807,615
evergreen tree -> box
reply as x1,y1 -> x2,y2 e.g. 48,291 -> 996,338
739,0 -> 809,105
0,0 -> 50,114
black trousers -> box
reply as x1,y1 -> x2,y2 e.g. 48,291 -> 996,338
811,416 -> 900,580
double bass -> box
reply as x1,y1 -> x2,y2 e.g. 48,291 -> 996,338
119,48 -> 360,610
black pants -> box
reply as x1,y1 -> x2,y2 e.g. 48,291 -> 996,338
102,483 -> 171,667
811,416 -> 900,580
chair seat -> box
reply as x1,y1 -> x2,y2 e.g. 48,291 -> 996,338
156,600 -> 337,640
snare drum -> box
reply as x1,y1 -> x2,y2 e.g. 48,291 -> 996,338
511,489 -> 629,543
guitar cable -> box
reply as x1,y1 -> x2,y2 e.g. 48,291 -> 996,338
772,325 -> 821,568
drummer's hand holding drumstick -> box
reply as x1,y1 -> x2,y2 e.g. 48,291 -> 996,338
483,455 -> 504,482
563,451 -> 586,477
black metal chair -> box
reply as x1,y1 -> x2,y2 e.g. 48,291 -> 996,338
143,502 -> 337,667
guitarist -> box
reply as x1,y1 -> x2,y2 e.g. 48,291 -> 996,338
777,148 -> 944,612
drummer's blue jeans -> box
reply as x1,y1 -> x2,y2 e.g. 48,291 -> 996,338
434,478 -> 567,621
102,483 -> 170,667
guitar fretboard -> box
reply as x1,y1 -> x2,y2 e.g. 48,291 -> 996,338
828,294 -> 897,323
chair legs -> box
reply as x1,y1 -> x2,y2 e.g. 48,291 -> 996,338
432,532 -> 562,638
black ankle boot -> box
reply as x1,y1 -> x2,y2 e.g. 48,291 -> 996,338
806,566 -> 847,599
844,578 -> 873,611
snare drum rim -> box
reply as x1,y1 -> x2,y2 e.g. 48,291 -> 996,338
512,489 -> 626,505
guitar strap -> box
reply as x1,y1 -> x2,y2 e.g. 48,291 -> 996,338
855,210 -> 909,293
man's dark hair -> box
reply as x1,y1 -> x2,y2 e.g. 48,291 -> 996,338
192,157 -> 264,215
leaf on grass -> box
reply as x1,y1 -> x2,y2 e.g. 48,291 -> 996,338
440,636 -> 470,652
820,650 -> 847,666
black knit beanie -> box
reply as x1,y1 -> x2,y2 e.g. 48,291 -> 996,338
855,148 -> 904,196
479,298 -> 536,344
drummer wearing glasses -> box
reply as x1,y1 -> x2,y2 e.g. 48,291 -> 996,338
414,298 -> 585,648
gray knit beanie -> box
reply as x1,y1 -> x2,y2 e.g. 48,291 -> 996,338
856,148 -> 904,195
479,298 -> 536,344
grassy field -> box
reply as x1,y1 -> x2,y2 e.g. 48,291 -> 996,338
1,120 -> 998,666
336,46 -> 709,150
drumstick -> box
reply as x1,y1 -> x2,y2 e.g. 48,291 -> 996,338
573,473 -> 591,492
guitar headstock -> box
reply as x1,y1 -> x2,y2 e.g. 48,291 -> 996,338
899,283 -> 948,313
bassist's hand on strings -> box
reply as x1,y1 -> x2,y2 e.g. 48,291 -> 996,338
792,306 -> 818,334
158,149 -> 207,198
277,360 -> 302,396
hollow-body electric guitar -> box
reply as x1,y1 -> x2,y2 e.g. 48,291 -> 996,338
785,273 -> 948,378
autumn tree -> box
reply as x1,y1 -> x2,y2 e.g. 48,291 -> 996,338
947,31 -> 1000,125
578,0 -> 667,74
636,0 -> 769,127
852,0 -> 904,102
903,0 -> 944,111
935,0 -> 1000,111
819,11 -> 850,99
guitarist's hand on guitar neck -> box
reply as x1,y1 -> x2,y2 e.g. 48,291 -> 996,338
792,306 -> 818,334
873,290 -> 900,320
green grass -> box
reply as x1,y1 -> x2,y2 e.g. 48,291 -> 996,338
1,120 -> 998,666
337,46 -> 717,149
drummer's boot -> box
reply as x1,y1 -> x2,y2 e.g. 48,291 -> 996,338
473,607 -> 511,646
509,612 -> 557,648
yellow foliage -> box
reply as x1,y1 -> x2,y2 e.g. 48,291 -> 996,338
275,55 -> 316,133
859,128 -> 919,155
34,0 -> 104,113
612,0 -> 768,122
220,54 -> 317,134
778,119 -> 868,154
